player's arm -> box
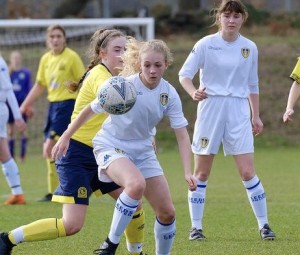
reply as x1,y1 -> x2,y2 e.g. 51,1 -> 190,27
6,89 -> 26,132
20,83 -> 45,114
52,104 -> 95,160
248,93 -> 263,136
174,127 -> 197,191
180,77 -> 207,101
283,81 -> 300,123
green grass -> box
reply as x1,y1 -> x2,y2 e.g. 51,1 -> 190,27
1,147 -> 300,254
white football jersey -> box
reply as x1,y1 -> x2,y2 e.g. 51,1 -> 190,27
178,32 -> 259,98
0,56 -> 21,120
91,73 -> 188,140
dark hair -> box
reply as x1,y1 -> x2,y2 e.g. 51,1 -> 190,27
66,28 -> 125,92
210,0 -> 248,29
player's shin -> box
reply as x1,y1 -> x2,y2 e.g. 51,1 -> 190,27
125,208 -> 145,254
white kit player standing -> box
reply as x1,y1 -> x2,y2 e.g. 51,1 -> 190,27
0,55 -> 26,205
178,0 -> 276,241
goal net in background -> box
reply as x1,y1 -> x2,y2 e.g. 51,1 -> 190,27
0,18 -> 154,153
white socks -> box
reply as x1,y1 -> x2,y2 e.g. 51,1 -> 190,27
2,158 -> 23,195
243,175 -> 268,229
154,218 -> 176,255
188,180 -> 207,230
108,191 -> 139,244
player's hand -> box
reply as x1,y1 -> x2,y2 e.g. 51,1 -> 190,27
43,139 -> 56,159
283,109 -> 294,123
25,106 -> 34,119
14,119 -> 26,132
252,116 -> 263,136
20,104 -> 34,118
152,137 -> 157,154
51,134 -> 70,160
185,174 -> 197,191
191,87 -> 207,101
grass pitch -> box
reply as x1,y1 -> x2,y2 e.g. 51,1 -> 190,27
1,146 -> 300,254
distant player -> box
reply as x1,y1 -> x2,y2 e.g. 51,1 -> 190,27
179,0 -> 275,241
0,54 -> 26,205
20,25 -> 85,202
283,56 -> 300,123
7,50 -> 32,162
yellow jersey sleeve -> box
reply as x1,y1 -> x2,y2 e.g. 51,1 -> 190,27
71,64 -> 112,147
36,47 -> 85,102
290,57 -> 300,84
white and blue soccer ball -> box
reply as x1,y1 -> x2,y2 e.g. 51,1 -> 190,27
98,76 -> 137,115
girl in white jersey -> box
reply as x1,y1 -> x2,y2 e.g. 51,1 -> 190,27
53,38 -> 197,255
178,0 -> 275,241
0,55 -> 26,205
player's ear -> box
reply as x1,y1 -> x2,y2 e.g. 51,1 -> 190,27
165,61 -> 169,70
99,49 -> 107,60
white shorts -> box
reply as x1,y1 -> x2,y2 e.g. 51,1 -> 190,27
0,102 -> 9,138
93,132 -> 163,182
192,96 -> 254,156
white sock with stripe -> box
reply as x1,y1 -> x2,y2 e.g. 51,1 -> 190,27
243,175 -> 268,229
2,158 -> 23,195
108,191 -> 139,244
188,180 -> 207,230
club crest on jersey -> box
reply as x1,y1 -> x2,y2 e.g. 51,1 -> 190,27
78,187 -> 87,198
160,93 -> 169,106
59,62 -> 66,71
200,137 -> 209,148
241,48 -> 250,58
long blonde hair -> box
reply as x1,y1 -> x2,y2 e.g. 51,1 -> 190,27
120,38 -> 173,77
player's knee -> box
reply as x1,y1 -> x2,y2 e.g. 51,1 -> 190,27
240,168 -> 255,181
64,221 -> 83,236
157,206 -> 175,223
194,171 -> 209,181
126,178 -> 145,199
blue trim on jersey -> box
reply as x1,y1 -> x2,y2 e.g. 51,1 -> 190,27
197,184 -> 207,188
247,180 -> 260,190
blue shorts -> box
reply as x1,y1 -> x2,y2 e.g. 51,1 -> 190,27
53,139 -> 120,205
7,102 -> 27,124
44,100 -> 75,140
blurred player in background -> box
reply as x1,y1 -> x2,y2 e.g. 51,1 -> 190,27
179,0 -> 275,241
20,24 -> 85,202
0,28 -> 146,255
283,57 -> 300,123
0,54 -> 26,205
52,38 -> 197,255
7,50 -> 32,162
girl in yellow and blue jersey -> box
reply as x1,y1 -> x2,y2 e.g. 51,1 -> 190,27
20,24 -> 85,202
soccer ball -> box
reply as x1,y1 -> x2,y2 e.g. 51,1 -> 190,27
97,76 -> 137,115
